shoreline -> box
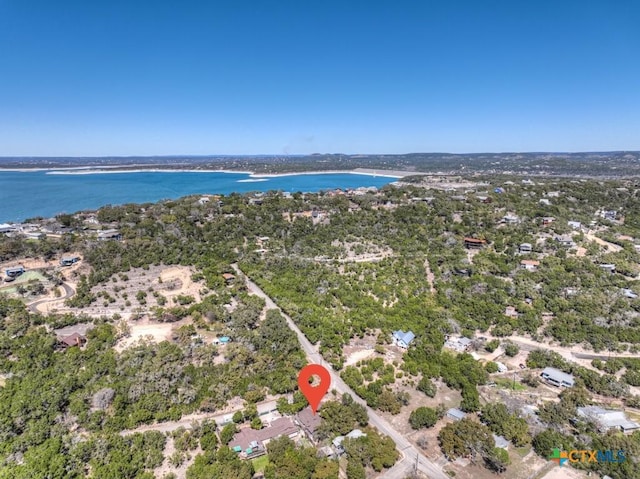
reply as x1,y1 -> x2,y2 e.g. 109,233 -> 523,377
0,166 -> 411,179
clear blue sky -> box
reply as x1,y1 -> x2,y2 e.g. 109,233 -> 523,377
1,1 -> 638,155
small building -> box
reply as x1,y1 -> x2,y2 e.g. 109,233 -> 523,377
464,237 -> 486,249
519,243 -> 532,253
197,196 -> 210,205
446,408 -> 466,421
601,210 -> 617,221
444,336 -> 473,352
539,199 -> 551,206
599,264 -> 616,274
4,266 -> 24,278
520,259 -> 540,271
222,273 -> 236,283
622,288 -> 639,299
0,223 -> 17,234
541,367 -> 575,388
568,220 -> 582,230
97,229 -> 122,241
493,434 -> 509,449
333,429 -> 367,454
502,214 -> 520,225
60,256 -> 81,267
495,362 -> 508,373
504,306 -> 519,318
393,330 -> 415,349
577,406 -> 640,434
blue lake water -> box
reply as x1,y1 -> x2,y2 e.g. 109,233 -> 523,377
0,170 -> 394,222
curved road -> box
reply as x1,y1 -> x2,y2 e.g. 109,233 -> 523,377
27,282 -> 75,313
232,264 -> 448,479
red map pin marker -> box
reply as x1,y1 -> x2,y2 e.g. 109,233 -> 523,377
298,364 -> 331,415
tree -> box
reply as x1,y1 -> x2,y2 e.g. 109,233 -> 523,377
219,423 -> 237,445
416,376 -> 437,397
484,447 -> 510,473
503,342 -> 519,357
409,407 -> 438,430
346,462 -> 366,479
438,418 -> 495,461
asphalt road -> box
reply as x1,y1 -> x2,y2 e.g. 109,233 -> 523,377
27,282 -> 75,313
232,264 -> 448,479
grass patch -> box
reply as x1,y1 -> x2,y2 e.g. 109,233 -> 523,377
494,378 -> 527,391
251,455 -> 269,473
514,446 -> 531,458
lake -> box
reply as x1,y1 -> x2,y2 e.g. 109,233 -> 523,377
0,170 -> 395,222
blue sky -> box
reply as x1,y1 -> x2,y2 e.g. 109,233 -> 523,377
0,1 -> 638,155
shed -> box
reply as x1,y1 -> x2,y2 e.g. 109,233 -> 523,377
446,408 -> 466,421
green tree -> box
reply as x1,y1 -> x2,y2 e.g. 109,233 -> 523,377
409,407 -> 438,430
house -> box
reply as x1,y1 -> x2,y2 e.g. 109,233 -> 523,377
504,306 -> 519,318
541,367 -> 575,387
58,332 -> 87,348
197,196 -> 210,205
464,237 -> 486,249
520,260 -> 540,271
601,210 -> 617,221
229,417 -> 299,458
0,223 -> 17,234
599,264 -> 616,274
295,407 -> 322,444
563,287 -> 579,298
568,220 -> 582,230
519,243 -> 532,253
622,289 -> 639,299
4,266 -> 24,278
446,408 -> 466,421
539,199 -> 551,206
541,216 -> 555,226
555,234 -> 575,248
60,256 -> 81,267
393,330 -> 415,349
444,336 -> 473,352
222,273 -> 236,283
502,214 -> 520,225
577,406 -> 640,434
97,229 -> 122,241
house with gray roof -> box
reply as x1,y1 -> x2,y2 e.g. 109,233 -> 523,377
393,330 -> 415,349
541,367 -> 575,388
577,406 -> 640,434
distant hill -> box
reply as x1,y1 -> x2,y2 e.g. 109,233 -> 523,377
1,151 -> 639,177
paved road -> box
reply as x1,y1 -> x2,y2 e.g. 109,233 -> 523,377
232,264 -> 448,479
27,282 -> 75,313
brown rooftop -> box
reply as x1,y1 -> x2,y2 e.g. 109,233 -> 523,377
229,417 -> 298,451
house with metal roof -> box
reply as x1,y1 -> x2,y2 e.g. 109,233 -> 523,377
541,367 -> 575,388
393,330 -> 415,349
577,406 -> 640,434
